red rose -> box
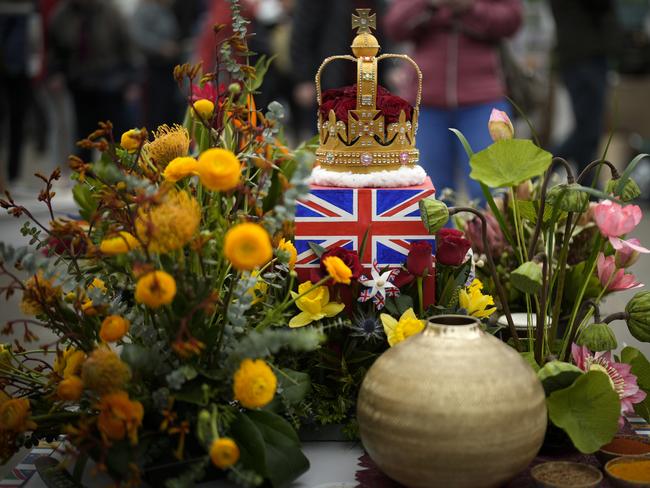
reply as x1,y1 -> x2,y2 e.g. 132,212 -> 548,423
320,247 -> 363,280
436,228 -> 471,266
334,98 -> 357,123
377,94 -> 413,124
406,241 -> 434,277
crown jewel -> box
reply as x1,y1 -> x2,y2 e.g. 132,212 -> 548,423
312,9 -> 425,187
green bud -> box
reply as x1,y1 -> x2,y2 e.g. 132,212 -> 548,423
606,177 -> 641,202
576,322 -> 618,352
511,261 -> 543,295
228,83 -> 241,95
546,184 -> 589,213
419,198 -> 449,234
626,291 -> 650,342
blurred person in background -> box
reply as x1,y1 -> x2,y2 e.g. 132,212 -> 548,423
0,0 -> 39,186
384,0 -> 522,201
131,0 -> 184,131
47,0 -> 138,161
549,0 -> 620,174
290,0 -> 385,139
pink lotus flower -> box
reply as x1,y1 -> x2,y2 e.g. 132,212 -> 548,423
488,108 -> 514,142
615,238 -> 641,268
597,253 -> 643,291
572,344 -> 646,426
464,211 -> 508,258
593,200 -> 650,253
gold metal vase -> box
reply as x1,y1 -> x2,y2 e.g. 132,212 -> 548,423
357,315 -> 547,488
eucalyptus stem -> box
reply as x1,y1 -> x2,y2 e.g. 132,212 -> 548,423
449,207 -> 522,350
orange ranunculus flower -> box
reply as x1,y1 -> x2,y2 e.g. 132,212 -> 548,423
97,391 -> 144,445
0,396 -> 36,432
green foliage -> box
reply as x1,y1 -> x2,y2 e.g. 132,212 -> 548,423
469,139 -> 552,188
621,346 -> 650,422
537,361 -> 582,396
547,371 -> 620,453
228,329 -> 324,366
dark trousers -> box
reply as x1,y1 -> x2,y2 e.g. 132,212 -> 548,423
553,56 -> 609,173
0,72 -> 30,181
70,86 -> 128,162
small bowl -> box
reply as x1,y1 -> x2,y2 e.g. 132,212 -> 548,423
606,455 -> 650,487
597,435 -> 650,465
531,461 -> 603,488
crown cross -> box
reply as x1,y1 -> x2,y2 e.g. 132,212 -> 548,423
352,9 -> 376,34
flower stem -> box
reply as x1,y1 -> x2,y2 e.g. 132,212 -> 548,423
417,277 -> 424,315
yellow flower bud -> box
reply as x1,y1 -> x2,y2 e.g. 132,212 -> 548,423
210,437 -> 240,469
193,99 -> 215,120
57,375 -> 84,401
100,315 -> 130,342
121,129 -> 142,153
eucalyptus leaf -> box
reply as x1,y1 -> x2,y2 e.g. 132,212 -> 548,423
469,139 -> 552,188
278,368 -> 311,405
537,361 -> 583,396
547,370 -> 620,453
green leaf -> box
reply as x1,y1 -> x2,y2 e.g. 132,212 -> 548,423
395,294 -> 414,315
72,184 -> 97,221
246,410 -> 309,488
537,361 -> 583,396
230,412 -> 267,477
278,368 -> 311,405
449,128 -> 474,157
470,139 -> 552,188
308,241 -> 326,258
621,346 -> 650,423
547,370 -> 620,453
520,352 -> 540,372
617,153 -> 649,195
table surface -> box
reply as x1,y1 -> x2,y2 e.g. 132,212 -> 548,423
4,416 -> 650,488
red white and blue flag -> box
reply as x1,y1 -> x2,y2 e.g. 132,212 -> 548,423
294,179 -> 436,272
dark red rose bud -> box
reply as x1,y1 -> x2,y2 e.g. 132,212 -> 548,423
320,247 -> 363,280
376,94 -> 413,124
334,98 -> 357,123
406,241 -> 434,277
436,228 -> 471,266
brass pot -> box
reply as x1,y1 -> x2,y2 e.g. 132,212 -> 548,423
357,315 -> 547,488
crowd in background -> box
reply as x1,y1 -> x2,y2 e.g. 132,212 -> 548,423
1,0 -> 650,198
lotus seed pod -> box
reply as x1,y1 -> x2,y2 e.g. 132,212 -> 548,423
606,177 -> 641,202
626,291 -> 650,342
576,322 -> 618,352
419,198 -> 449,234
546,184 -> 589,213
511,261 -> 543,295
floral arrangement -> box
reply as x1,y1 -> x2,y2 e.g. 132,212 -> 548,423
0,9 -> 338,486
319,84 -> 413,124
414,108 -> 650,453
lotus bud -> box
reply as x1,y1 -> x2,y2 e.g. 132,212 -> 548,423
576,322 -> 618,352
626,291 -> 650,342
606,177 -> 641,202
488,108 -> 514,142
546,184 -> 589,213
419,198 -> 449,234
511,261 -> 543,295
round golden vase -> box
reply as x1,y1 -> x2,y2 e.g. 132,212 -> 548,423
357,315 -> 547,488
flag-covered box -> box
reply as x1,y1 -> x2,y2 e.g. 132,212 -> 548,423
294,177 -> 436,280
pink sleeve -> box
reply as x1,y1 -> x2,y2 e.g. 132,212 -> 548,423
460,0 -> 523,41
384,0 -> 453,42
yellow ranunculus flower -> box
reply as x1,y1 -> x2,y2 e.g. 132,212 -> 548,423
135,271 -> 176,308
120,129 -> 142,153
323,256 -> 352,284
380,308 -> 425,347
100,315 -> 130,342
277,238 -> 297,269
99,231 -> 140,255
197,148 -> 241,192
459,279 -> 496,319
210,438 -> 240,469
193,99 -> 215,119
57,375 -> 84,401
223,223 -> 273,271
0,396 -> 36,432
233,359 -> 277,409
54,347 -> 86,379
289,281 -> 345,328
163,156 -> 199,183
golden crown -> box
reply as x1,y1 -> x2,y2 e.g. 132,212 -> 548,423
314,9 -> 423,176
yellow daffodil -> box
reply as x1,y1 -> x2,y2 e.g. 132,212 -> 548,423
323,256 -> 352,284
135,270 -> 177,308
210,438 -> 240,469
99,231 -> 140,255
233,359 -> 277,409
163,156 -> 199,183
193,99 -> 215,119
459,279 -> 496,319
380,308 -> 425,347
277,238 -> 297,269
223,222 -> 272,271
289,281 -> 345,328
197,148 -> 241,192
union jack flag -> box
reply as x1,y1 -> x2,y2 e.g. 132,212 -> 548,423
294,179 -> 436,273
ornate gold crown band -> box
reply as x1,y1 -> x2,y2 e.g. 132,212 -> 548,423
314,9 -> 423,174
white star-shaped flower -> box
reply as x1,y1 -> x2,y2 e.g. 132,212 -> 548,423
358,262 -> 399,309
